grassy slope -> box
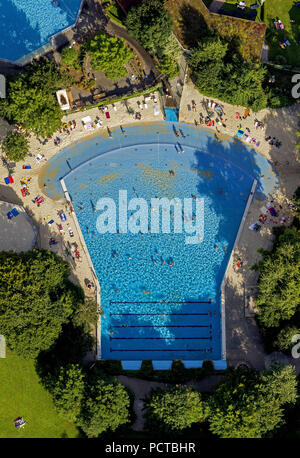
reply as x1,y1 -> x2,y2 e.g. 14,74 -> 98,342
0,350 -> 79,438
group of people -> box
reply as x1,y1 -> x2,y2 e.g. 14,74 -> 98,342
265,136 -> 282,148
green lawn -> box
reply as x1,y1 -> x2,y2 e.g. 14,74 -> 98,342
0,351 -> 79,438
264,0 -> 300,67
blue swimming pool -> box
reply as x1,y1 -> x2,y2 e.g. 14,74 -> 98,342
165,108 -> 179,122
42,122 -> 278,368
0,0 -> 82,62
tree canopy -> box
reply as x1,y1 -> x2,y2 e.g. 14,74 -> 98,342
61,46 -> 80,69
0,58 -> 73,137
253,226 -> 300,328
86,32 -> 134,80
146,386 -> 206,432
0,250 -> 80,359
50,364 -> 85,422
206,365 -> 297,438
188,35 -> 268,111
2,132 -> 29,162
125,0 -> 172,56
79,378 -> 130,437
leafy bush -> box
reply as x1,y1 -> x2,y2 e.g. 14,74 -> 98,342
207,365 -> 297,438
125,0 -> 173,55
2,131 -> 29,162
161,33 -> 183,60
0,250 -> 80,359
188,35 -> 268,111
156,55 -> 179,79
0,58 -> 73,137
253,227 -> 300,328
61,46 -> 80,69
87,32 -> 134,80
75,76 -> 96,91
49,364 -> 85,421
79,378 -> 130,437
145,386 -> 207,432
140,360 -> 154,376
274,326 -> 300,352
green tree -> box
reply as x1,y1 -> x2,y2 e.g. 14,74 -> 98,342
50,364 -> 85,421
72,298 -> 99,333
275,326 -> 300,352
0,250 -> 79,359
125,0 -> 172,55
161,33 -> 183,60
188,35 -> 268,111
261,364 -> 298,406
87,32 -> 134,80
156,55 -> 179,80
206,367 -> 294,438
146,386 -> 206,432
0,58 -> 73,137
79,378 -> 130,437
2,132 -> 29,162
254,227 -> 300,328
61,46 -> 80,69
189,36 -> 228,66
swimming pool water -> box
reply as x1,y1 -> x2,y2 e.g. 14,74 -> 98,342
165,108 -> 179,122
64,141 -> 254,362
0,0 -> 82,62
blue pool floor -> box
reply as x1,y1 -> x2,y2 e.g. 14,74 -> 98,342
41,122 -> 278,366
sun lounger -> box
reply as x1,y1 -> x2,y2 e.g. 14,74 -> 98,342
48,219 -> 54,226
7,211 -> 14,219
8,176 -> 14,183
22,165 -> 31,169
105,111 -> 110,119
35,154 -> 45,164
4,177 -> 10,184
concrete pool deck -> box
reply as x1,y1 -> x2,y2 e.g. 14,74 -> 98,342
0,88 -> 299,370
0,201 -> 37,252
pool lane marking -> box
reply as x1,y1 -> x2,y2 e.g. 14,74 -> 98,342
113,325 -> 212,328
110,337 -> 212,340
110,301 -> 214,304
109,313 -> 211,316
109,349 -> 213,352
